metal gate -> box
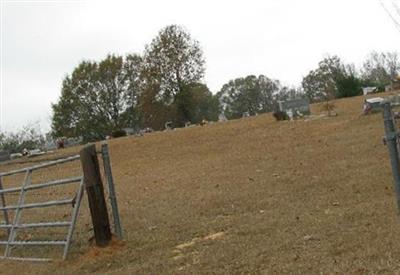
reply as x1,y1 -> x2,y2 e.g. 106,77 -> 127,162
0,155 -> 84,262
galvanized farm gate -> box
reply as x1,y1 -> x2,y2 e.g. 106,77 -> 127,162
0,155 -> 83,261
0,143 -> 122,262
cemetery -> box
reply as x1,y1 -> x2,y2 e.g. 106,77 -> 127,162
5,0 -> 400,272
0,92 -> 398,273
278,98 -> 310,119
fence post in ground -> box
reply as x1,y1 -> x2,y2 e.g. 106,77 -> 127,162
382,102 -> 400,213
101,142 -> 123,240
80,144 -> 112,247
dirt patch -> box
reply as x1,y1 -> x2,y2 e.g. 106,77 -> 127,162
175,231 -> 225,250
80,237 -> 126,261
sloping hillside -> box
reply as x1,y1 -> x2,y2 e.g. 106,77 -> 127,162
0,93 -> 399,274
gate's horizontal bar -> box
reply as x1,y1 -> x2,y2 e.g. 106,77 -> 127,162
0,155 -> 80,177
0,221 -> 71,229
0,240 -> 66,246
0,256 -> 51,262
0,177 -> 82,195
0,198 -> 73,211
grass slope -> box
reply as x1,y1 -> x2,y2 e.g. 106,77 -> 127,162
0,93 -> 399,274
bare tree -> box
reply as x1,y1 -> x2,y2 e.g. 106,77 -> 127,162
361,51 -> 400,90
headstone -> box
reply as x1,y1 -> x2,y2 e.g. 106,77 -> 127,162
122,128 -> 135,135
362,87 -> 377,96
278,99 -> 310,116
218,113 -> 227,122
0,150 -> 10,162
287,109 -> 294,120
10,153 -> 22,160
363,97 -> 384,114
165,121 -> 173,130
242,112 -> 250,118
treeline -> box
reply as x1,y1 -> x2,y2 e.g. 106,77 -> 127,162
302,52 -> 400,102
51,25 -> 305,142
0,123 -> 45,153
52,25 -> 218,142
48,25 -> 399,142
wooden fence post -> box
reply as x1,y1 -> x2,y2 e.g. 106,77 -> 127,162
80,144 -> 112,247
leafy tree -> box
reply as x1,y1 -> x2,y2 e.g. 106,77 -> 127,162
190,85 -> 220,123
302,55 -> 345,102
217,75 -> 281,119
172,83 -> 220,126
140,25 -> 205,129
275,86 -> 305,102
335,74 -> 362,98
143,25 -> 205,103
52,54 -> 143,141
302,55 -> 362,100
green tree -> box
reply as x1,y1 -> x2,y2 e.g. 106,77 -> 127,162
143,25 -> 205,102
302,55 -> 345,102
336,74 -> 362,98
173,83 -> 220,126
51,54 -> 143,141
141,25 -> 205,129
302,55 -> 362,100
217,75 -> 281,119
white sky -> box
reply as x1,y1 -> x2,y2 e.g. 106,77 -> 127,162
1,0 -> 400,132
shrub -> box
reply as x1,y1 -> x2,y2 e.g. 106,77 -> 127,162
111,129 -> 127,138
273,111 -> 289,121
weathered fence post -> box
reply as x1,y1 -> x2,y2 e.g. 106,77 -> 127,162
101,142 -> 123,240
80,144 -> 112,247
382,102 -> 400,213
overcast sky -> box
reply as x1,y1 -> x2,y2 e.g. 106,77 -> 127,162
1,0 -> 400,132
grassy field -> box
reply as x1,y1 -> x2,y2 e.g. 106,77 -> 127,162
0,93 -> 399,274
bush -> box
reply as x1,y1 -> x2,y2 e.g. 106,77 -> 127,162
111,129 -> 127,138
273,111 -> 289,121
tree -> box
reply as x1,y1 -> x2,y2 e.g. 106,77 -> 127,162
275,86 -> 305,102
361,51 -> 400,90
335,74 -> 362,98
217,75 -> 281,119
302,55 -> 346,102
172,83 -> 220,126
51,54 -> 143,141
302,55 -> 362,101
143,25 -> 205,103
140,25 -> 206,129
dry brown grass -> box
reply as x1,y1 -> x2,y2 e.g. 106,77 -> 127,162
0,92 -> 400,274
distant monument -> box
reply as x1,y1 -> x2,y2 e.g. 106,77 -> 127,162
218,113 -> 227,122
0,150 -> 10,163
278,99 -> 310,117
